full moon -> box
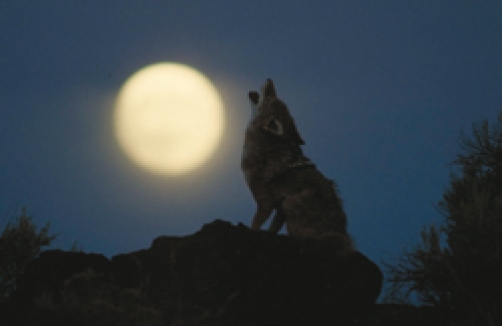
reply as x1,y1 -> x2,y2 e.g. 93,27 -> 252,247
114,63 -> 225,175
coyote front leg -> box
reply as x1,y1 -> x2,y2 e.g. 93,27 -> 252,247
251,204 -> 274,230
268,207 -> 286,233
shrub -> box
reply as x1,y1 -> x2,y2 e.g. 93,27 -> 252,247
385,113 -> 502,325
0,207 -> 56,302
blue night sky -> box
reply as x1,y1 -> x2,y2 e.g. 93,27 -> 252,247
1,1 -> 501,278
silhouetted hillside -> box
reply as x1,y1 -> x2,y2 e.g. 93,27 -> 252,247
1,220 -> 452,325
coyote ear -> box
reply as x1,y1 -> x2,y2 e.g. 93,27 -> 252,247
248,91 -> 259,105
262,78 -> 277,99
263,116 -> 283,136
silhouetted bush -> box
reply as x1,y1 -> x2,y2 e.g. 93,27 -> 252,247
385,113 -> 502,325
0,207 -> 56,302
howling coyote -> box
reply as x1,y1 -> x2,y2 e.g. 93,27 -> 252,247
241,79 -> 353,249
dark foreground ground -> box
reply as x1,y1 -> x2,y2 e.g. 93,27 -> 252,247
2,220 -> 454,325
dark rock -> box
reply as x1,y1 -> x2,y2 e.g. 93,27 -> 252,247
13,250 -> 110,304
7,219 -> 385,325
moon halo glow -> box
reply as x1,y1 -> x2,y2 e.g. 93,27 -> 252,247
114,63 -> 225,176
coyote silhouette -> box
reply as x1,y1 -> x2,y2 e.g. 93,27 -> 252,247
241,79 -> 353,250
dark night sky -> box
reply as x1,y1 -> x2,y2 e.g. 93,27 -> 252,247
1,1 -> 501,279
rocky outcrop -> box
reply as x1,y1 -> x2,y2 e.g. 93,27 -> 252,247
6,220 -> 385,325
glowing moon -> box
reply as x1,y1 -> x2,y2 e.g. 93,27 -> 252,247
114,63 -> 224,175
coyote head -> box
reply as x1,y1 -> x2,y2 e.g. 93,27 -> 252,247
247,79 -> 304,145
